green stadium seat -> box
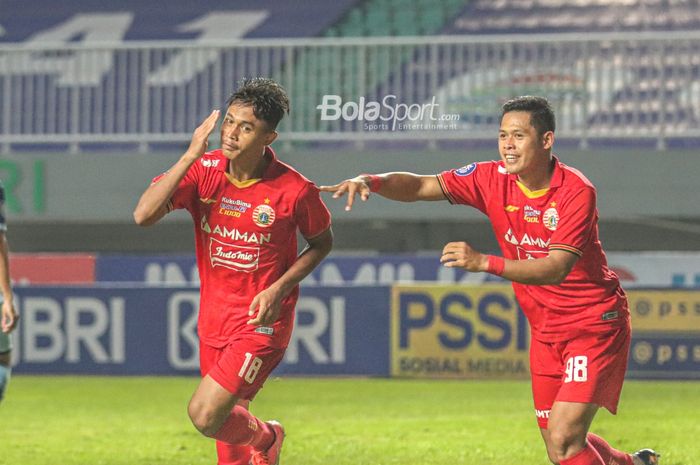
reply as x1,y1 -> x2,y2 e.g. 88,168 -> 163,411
419,9 -> 445,33
391,0 -> 416,9
295,0 -> 471,131
393,9 -> 419,35
340,22 -> 365,36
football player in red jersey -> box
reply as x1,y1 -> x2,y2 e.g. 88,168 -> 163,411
321,96 -> 658,465
135,78 -> 333,465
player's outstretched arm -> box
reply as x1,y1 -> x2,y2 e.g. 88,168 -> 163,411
319,172 -> 446,211
441,241 -> 579,285
133,110 -> 220,226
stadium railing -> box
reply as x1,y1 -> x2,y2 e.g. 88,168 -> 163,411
1,30 -> 699,153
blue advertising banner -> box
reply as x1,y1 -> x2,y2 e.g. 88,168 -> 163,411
96,255 -> 200,286
97,253 -> 700,289
10,284 -> 700,380
95,254 -> 500,286
628,334 -> 700,380
11,286 -> 389,376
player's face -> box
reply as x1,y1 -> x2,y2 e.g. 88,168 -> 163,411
220,103 -> 277,160
498,111 -> 553,176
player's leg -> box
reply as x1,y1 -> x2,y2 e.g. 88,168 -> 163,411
544,326 -> 657,465
0,332 -> 12,403
530,336 -> 571,464
546,400 -> 603,463
545,402 -> 658,464
199,343 -> 253,465
191,337 -> 286,464
532,334 -> 623,465
188,374 -> 275,449
215,400 -> 253,465
587,433 -> 660,465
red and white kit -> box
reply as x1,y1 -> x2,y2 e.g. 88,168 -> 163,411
438,158 -> 630,426
155,147 -> 331,398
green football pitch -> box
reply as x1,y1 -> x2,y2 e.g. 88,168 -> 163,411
1,376 -> 697,465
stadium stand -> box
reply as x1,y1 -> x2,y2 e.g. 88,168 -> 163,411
325,0 -> 467,36
447,0 -> 700,34
443,0 -> 700,135
0,0 -> 360,41
1,0 -> 699,254
291,0 -> 468,133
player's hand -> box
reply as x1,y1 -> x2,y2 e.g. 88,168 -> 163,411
440,241 -> 488,272
1,299 -> 19,333
184,110 -> 220,161
247,285 -> 284,326
319,175 -> 371,211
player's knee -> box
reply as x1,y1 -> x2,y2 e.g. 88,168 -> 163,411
545,449 -> 559,465
547,428 -> 585,462
187,400 -> 223,437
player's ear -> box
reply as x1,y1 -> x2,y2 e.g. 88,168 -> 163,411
264,130 -> 278,146
541,131 -> 554,150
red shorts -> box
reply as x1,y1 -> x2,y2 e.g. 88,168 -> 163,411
530,325 -> 630,428
199,335 -> 286,401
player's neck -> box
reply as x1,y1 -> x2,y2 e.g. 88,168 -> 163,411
517,157 -> 555,191
228,148 -> 269,182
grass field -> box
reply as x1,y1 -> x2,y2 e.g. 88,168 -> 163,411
1,376 -> 697,465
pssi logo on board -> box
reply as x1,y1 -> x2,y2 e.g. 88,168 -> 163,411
391,285 -> 530,379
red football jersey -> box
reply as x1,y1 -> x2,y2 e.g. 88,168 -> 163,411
156,147 -> 331,349
438,157 -> 629,342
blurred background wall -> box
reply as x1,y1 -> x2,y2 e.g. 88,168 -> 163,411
2,0 -> 699,379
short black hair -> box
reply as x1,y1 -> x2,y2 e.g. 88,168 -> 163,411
226,78 -> 290,130
501,96 -> 555,135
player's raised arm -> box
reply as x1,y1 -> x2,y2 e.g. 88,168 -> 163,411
319,172 -> 446,211
133,110 -> 220,226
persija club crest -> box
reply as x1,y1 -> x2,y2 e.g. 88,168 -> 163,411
543,207 -> 559,231
252,204 -> 276,228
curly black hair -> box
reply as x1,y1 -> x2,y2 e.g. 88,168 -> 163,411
226,78 -> 290,130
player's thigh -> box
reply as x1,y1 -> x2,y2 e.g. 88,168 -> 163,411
199,341 -> 223,377
530,337 -> 563,429
555,327 -> 630,414
189,374 -> 240,418
208,336 -> 285,401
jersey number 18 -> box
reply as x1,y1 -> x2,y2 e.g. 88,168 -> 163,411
238,352 -> 263,384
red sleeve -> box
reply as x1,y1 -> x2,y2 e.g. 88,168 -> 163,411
294,183 -> 331,238
548,187 -> 596,257
151,162 -> 202,212
436,162 -> 491,213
